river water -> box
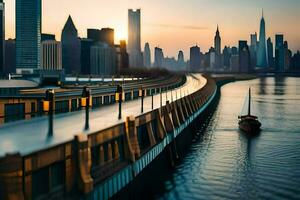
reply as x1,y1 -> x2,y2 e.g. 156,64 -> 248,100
146,77 -> 300,200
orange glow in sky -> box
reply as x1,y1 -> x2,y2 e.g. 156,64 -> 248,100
4,0 -> 300,58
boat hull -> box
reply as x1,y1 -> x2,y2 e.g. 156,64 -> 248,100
239,118 -> 261,134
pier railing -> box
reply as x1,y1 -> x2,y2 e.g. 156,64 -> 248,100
0,75 -> 217,200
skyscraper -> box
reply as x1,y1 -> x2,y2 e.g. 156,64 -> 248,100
189,45 -> 201,71
0,0 -> 4,75
214,25 -> 222,69
128,9 -> 142,67
267,37 -> 274,68
214,25 -> 221,55
80,38 -> 93,75
4,39 -> 16,74
177,50 -> 185,70
154,47 -> 164,68
16,0 -> 41,74
250,33 -> 258,68
61,16 -> 81,74
239,40 -> 251,73
143,43 -> 151,67
41,40 -> 62,70
257,11 -> 268,68
275,34 -> 284,71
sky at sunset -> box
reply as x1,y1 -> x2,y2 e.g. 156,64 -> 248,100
4,0 -> 300,59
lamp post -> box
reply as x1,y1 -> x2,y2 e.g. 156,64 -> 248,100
116,85 -> 123,119
81,86 -> 91,130
139,87 -> 145,113
43,89 -> 55,137
165,87 -> 168,101
160,88 -> 162,107
151,89 -> 154,110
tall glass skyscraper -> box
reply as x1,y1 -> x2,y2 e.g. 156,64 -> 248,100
128,9 -> 143,67
257,11 -> 268,68
0,0 -> 4,75
16,0 -> 41,74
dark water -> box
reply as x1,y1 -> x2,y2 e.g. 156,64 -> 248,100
150,77 -> 300,200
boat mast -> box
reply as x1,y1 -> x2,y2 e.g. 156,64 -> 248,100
248,87 -> 251,116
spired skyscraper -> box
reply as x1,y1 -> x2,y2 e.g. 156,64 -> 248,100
214,25 -> 222,69
143,43 -> 151,68
257,11 -> 268,68
16,0 -> 41,74
128,9 -> 143,67
61,16 -> 81,74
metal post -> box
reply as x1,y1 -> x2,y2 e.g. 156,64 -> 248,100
118,96 -> 122,119
48,93 -> 53,137
141,95 -> 144,113
85,96 -> 89,130
165,87 -> 168,101
160,88 -> 162,107
171,90 -> 173,102
151,89 -> 154,110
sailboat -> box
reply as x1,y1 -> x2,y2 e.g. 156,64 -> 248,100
238,88 -> 262,134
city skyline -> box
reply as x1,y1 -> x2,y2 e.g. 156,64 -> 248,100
3,0 -> 300,58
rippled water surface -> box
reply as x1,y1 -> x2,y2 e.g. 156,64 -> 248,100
150,77 -> 300,200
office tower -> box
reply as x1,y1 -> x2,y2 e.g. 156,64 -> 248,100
239,40 -> 251,73
189,45 -> 201,71
230,55 -> 239,72
80,39 -> 93,74
0,0 -> 4,75
291,51 -> 300,71
163,57 -> 176,71
267,37 -> 274,68
231,46 -> 238,55
90,42 -> 117,75
100,28 -> 114,46
16,0 -> 42,74
222,46 -> 230,69
250,33 -> 258,68
41,33 -> 56,42
283,41 -> 291,71
143,43 -> 151,67
177,50 -> 185,70
214,25 -> 221,54
4,39 -> 16,74
41,41 -> 62,70
257,11 -> 268,68
214,25 -> 222,69
87,29 -> 101,42
275,34 -> 284,71
154,47 -> 164,68
61,15 -> 81,74
119,40 -> 129,70
128,9 -> 142,67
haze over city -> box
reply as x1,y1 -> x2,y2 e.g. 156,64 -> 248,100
4,0 -> 300,57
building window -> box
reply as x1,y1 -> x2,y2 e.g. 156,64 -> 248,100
4,103 -> 25,123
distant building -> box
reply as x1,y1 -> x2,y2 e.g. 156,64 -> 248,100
291,51 -> 300,71
257,11 -> 268,68
80,38 -> 93,74
230,55 -> 239,72
222,46 -> 231,70
41,40 -> 62,70
4,39 -> 16,74
100,28 -> 114,46
275,34 -> 284,72
267,37 -> 274,68
87,29 -> 101,42
61,15 -> 81,74
0,0 -> 4,75
231,46 -> 238,55
154,47 -> 164,68
16,0 -> 42,74
163,57 -> 176,70
239,40 -> 251,73
90,42 -> 117,76
214,25 -> 222,69
119,40 -> 129,70
210,51 -> 216,70
250,33 -> 258,69
143,43 -> 151,67
128,9 -> 142,67
283,41 -> 291,71
189,45 -> 201,71
177,50 -> 186,70
41,33 -> 56,42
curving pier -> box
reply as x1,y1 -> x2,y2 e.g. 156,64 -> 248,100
0,74 -> 222,200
